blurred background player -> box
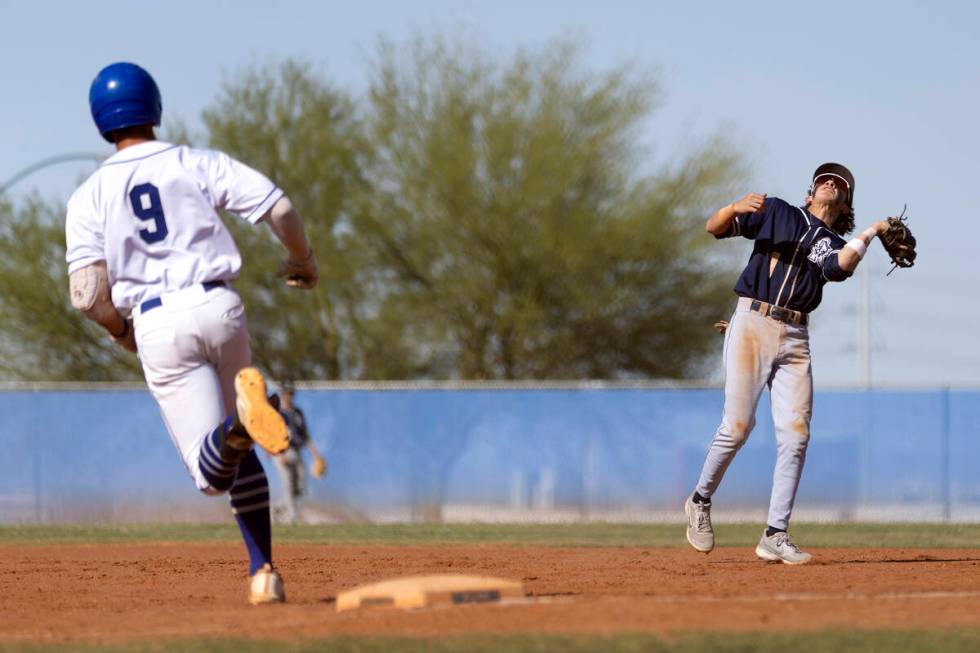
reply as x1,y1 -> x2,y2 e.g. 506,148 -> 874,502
684,163 -> 894,564
65,62 -> 319,603
273,381 -> 327,524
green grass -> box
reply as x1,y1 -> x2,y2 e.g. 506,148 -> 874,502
1,521 -> 978,548
3,630 -> 980,653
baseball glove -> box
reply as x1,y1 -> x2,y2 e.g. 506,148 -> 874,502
310,455 -> 327,479
880,205 -> 916,274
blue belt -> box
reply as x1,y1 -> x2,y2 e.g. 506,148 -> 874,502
139,280 -> 227,314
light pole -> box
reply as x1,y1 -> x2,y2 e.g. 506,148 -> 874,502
859,257 -> 872,388
0,152 -> 107,195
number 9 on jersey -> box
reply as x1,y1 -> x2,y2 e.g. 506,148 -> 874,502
130,183 -> 169,244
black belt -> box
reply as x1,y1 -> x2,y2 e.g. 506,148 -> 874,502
749,299 -> 808,326
139,280 -> 226,314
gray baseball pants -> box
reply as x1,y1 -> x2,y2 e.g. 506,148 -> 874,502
695,297 -> 813,530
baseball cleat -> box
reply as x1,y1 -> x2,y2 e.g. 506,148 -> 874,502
235,368 -> 289,455
248,563 -> 286,605
755,531 -> 812,565
684,494 -> 714,553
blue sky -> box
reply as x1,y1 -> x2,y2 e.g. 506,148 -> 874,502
2,0 -> 976,386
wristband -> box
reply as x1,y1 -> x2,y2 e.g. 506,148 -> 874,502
844,238 -> 868,258
111,319 -> 129,340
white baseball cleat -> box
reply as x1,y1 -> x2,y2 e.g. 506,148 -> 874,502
755,531 -> 812,565
234,368 -> 289,455
684,494 -> 714,553
249,563 -> 286,605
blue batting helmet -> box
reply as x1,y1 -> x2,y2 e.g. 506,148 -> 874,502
89,62 -> 162,142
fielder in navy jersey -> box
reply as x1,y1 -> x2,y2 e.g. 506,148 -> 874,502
272,382 -> 327,524
684,163 -> 893,564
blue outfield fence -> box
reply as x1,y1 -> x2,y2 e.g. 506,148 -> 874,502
0,385 -> 977,523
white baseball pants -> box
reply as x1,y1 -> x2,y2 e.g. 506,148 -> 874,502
132,283 -> 251,493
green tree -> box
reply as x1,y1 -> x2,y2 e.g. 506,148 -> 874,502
353,38 -> 743,379
0,196 -> 141,381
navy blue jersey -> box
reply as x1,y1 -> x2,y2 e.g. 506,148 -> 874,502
716,197 -> 851,313
281,405 -> 310,451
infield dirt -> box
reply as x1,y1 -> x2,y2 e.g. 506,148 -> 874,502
2,543 -> 978,643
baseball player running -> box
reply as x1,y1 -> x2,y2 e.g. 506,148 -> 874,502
685,163 -> 893,564
65,62 -> 319,603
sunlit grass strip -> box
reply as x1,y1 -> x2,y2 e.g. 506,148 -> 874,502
1,522 -> 978,548
2,630 -> 980,653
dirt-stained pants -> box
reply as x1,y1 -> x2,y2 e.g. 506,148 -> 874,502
695,297 -> 813,530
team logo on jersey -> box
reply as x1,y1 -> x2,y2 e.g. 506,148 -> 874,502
807,237 -> 834,265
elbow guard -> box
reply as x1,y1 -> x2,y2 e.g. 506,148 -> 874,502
69,262 -> 118,324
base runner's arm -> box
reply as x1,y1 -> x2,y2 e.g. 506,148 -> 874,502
260,196 -> 319,289
69,262 -> 136,351
262,196 -> 312,262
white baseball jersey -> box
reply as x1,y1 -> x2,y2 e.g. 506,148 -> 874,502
65,141 -> 283,313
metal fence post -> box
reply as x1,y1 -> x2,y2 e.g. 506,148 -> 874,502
941,387 -> 951,522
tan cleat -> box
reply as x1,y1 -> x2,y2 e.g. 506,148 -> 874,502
249,563 -> 286,605
234,367 -> 289,455
684,494 -> 714,553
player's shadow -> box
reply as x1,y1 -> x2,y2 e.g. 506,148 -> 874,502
705,556 -> 980,565
835,556 -> 980,564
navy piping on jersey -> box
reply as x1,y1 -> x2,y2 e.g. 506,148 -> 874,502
100,144 -> 180,167
774,208 -> 823,308
242,187 -> 282,222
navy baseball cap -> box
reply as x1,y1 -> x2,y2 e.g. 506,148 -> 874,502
811,162 -> 854,207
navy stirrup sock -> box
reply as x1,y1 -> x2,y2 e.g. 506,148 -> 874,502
198,418 -> 244,492
197,418 -> 273,574
230,449 -> 273,575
